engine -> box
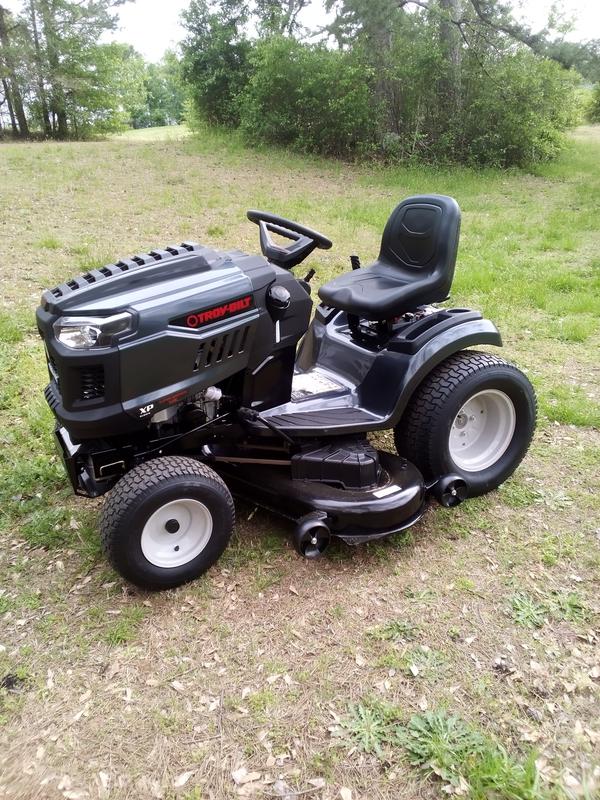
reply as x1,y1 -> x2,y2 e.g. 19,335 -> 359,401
36,241 -> 312,444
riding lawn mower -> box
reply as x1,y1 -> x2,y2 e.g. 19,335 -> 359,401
36,195 -> 537,589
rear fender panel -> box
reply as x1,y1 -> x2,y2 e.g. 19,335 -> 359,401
297,307 -> 502,431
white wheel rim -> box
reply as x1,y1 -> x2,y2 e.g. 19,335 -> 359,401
140,498 -> 213,568
449,389 -> 516,472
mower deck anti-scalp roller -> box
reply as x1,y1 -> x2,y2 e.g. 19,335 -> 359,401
37,196 -> 537,590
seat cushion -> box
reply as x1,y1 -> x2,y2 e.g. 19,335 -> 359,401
318,262 -> 444,320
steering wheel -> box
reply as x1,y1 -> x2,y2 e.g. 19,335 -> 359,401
247,210 -> 332,269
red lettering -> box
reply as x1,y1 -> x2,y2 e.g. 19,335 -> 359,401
183,295 -> 253,328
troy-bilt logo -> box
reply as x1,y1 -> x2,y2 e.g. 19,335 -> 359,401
172,295 -> 254,329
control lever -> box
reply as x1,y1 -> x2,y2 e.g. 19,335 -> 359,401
238,407 -> 294,445
303,268 -> 316,283
350,254 -> 361,270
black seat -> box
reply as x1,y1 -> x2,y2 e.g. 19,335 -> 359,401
318,195 -> 461,320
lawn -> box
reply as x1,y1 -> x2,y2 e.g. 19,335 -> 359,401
0,125 -> 598,800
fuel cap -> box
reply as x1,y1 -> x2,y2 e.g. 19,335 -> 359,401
267,284 -> 291,317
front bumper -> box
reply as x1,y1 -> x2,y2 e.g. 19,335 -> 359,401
53,425 -> 116,498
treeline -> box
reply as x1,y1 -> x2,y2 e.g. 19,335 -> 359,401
0,1 -> 184,139
181,0 -> 599,167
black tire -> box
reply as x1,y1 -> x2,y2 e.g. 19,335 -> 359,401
394,351 -> 536,497
100,456 -> 234,590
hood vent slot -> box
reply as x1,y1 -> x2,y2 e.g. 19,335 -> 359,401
193,326 -> 250,372
43,242 -> 204,306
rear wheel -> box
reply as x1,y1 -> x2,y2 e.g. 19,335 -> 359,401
394,351 -> 536,497
101,456 -> 234,590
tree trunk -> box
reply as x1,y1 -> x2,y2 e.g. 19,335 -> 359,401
1,76 -> 18,134
29,0 -> 52,137
438,0 -> 462,119
0,4 -> 30,137
39,0 -> 69,138
438,0 -> 462,151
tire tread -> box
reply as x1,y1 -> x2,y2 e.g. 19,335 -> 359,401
100,456 -> 234,571
394,350 -> 537,479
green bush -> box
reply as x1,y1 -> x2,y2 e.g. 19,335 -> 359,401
588,83 -> 600,123
239,37 -> 379,158
181,6 -> 582,168
182,1 -> 252,127
459,52 -> 582,167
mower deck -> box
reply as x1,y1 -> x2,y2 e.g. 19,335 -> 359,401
214,450 -> 426,543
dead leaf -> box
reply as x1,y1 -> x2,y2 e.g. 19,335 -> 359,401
170,680 -> 185,693
355,653 -> 366,667
174,771 -> 194,788
232,767 -> 248,785
105,661 -> 120,681
232,767 -> 261,785
340,788 -> 352,800
289,585 -> 299,596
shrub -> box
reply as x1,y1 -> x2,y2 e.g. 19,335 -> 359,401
458,52 -> 582,167
181,7 -> 582,168
239,37 -> 380,158
182,1 -> 252,127
588,83 -> 600,123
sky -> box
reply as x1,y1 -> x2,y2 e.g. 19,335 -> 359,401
4,0 -> 600,63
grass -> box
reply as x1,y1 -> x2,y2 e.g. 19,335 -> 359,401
0,125 -> 599,799
342,703 -> 543,799
510,592 -> 549,628
398,710 -> 542,799
367,619 -> 419,642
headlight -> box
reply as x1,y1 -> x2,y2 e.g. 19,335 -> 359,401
53,312 -> 133,349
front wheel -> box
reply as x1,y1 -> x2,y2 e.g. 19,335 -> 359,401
101,456 -> 234,590
394,351 -> 536,497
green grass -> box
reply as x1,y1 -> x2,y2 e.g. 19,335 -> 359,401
112,124 -> 191,142
105,605 -> 149,645
398,710 -> 542,799
509,592 -> 549,628
509,589 -> 591,628
367,619 -> 419,642
342,703 -> 543,799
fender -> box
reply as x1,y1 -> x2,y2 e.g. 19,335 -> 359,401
389,317 -> 502,425
353,315 -> 502,428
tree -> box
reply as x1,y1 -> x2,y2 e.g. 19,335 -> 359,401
64,42 -> 146,135
181,0 -> 251,126
34,0 -> 125,137
128,51 -> 185,129
0,4 -> 29,136
27,0 -> 51,135
254,0 -> 311,36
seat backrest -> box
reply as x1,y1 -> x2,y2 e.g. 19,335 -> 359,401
378,195 -> 461,294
